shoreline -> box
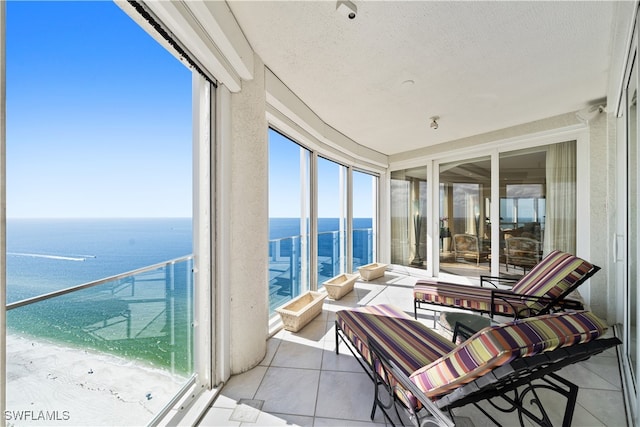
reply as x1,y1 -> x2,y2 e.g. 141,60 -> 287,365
7,334 -> 189,426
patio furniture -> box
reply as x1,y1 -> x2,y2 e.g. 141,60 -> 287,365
505,236 -> 542,273
414,250 -> 599,320
335,304 -> 620,427
452,233 -> 489,265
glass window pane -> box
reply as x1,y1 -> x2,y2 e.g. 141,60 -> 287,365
268,129 -> 311,313
317,157 -> 348,284
390,167 -> 427,269
500,150 -> 547,277
352,170 -> 377,271
6,2 -> 194,424
627,59 -> 638,386
440,157 -> 490,277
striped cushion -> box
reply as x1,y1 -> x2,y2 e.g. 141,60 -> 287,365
510,250 -> 594,311
413,281 -> 524,315
410,310 -> 608,398
337,304 -> 455,374
337,304 -> 455,408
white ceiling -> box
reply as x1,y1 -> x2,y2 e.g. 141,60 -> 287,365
227,1 -> 616,156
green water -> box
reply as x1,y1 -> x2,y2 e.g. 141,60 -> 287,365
7,265 -> 193,375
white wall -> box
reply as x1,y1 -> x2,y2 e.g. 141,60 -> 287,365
227,54 -> 269,374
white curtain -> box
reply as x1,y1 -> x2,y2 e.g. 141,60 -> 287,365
543,141 -> 576,255
390,179 -> 410,264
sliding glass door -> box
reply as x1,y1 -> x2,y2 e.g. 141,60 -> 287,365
499,148 -> 549,277
391,143 -> 577,281
625,48 -> 639,417
439,157 -> 491,277
390,167 -> 427,268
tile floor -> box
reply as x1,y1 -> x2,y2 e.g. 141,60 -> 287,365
197,270 -> 627,427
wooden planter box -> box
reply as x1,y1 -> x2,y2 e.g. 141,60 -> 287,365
276,291 -> 327,332
323,273 -> 358,300
358,263 -> 387,281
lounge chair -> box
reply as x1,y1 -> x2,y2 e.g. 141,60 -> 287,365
335,304 -> 620,427
414,250 -> 599,320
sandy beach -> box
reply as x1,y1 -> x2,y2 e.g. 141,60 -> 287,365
6,334 -> 189,426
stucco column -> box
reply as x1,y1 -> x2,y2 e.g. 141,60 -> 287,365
228,55 -> 269,373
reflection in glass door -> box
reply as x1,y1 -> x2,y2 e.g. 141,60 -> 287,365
626,54 -> 638,405
499,148 -> 549,278
439,157 -> 491,277
390,167 -> 427,269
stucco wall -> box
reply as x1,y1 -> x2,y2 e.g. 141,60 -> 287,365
228,54 -> 269,374
588,111 -> 610,319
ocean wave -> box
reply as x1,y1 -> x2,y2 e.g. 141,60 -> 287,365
7,252 -> 94,262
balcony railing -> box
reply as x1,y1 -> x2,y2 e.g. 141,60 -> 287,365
6,255 -> 194,426
268,228 -> 373,314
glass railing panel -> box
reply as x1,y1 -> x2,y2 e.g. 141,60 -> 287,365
268,228 -> 373,315
352,228 -> 374,271
269,236 -> 307,314
317,230 -> 344,285
6,256 -> 194,426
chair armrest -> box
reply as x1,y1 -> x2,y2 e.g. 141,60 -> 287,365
480,275 -> 519,289
489,289 -> 581,319
368,339 -> 455,427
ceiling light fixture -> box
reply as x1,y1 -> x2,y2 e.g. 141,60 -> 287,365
336,0 -> 357,20
430,116 -> 439,130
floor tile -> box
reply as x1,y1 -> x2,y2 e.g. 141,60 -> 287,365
197,407 -> 241,426
217,365 -> 267,402
254,366 -> 320,416
313,417 -> 386,426
254,412 -> 313,426
321,335 -> 365,373
315,370 -> 387,424
581,354 -> 622,389
577,388 -> 628,426
270,339 -> 324,370
258,336 -> 281,367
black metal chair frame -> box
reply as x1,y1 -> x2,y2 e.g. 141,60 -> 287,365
414,264 -> 600,322
367,336 -> 621,427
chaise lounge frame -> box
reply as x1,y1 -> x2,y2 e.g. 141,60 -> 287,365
414,250 -> 600,321
335,304 -> 620,427
368,336 -> 619,427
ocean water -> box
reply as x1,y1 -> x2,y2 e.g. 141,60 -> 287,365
270,217 -> 372,240
7,217 -> 371,302
6,217 -> 371,372
7,218 -> 193,303
6,218 -> 194,373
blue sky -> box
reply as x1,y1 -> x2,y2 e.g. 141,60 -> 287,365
6,1 -> 192,218
269,129 -> 376,218
6,1 -> 374,219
